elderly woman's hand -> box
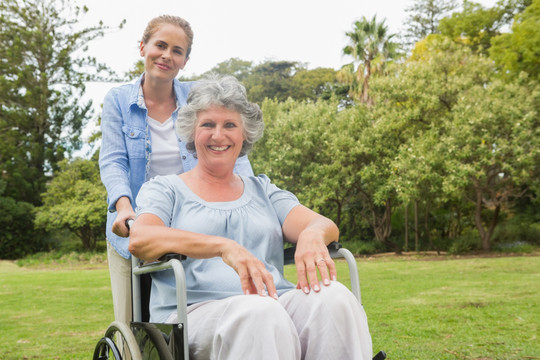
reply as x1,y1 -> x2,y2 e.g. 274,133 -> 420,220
221,242 -> 278,300
294,228 -> 337,294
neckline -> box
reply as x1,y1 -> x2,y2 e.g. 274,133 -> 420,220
172,175 -> 250,209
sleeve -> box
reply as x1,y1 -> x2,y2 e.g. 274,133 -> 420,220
98,88 -> 133,211
135,177 -> 176,226
259,175 -> 300,225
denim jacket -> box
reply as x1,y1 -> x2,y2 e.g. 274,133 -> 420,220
99,74 -> 254,259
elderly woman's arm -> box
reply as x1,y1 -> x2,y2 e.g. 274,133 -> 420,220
282,205 -> 339,294
129,213 -> 278,299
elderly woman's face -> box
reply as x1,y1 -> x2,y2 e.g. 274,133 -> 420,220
194,105 -> 245,169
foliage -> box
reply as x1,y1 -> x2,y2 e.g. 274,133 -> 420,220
369,36 -> 539,252
0,181 -> 44,259
34,158 -> 107,250
490,0 -> 540,80
0,0 -> 119,206
339,15 -> 401,105
200,58 -> 344,104
252,98 -> 374,243
438,0 -> 530,54
402,0 -> 459,48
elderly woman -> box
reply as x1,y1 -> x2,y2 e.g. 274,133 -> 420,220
129,75 -> 372,359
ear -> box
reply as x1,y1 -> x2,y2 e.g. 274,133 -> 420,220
139,41 -> 145,57
179,56 -> 189,70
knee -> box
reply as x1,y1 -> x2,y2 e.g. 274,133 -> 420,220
221,296 -> 294,330
309,281 -> 358,310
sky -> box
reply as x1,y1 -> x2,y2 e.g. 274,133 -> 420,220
83,0 -> 497,78
77,0 -> 498,155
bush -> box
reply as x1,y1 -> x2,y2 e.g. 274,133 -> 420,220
449,231 -> 481,254
492,215 -> 540,246
342,239 -> 385,255
493,241 -> 536,253
0,196 -> 47,259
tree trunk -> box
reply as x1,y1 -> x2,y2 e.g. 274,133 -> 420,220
474,186 -> 501,251
414,200 -> 419,252
404,203 -> 409,252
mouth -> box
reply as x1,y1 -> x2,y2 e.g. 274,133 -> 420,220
155,62 -> 171,71
208,145 -> 231,152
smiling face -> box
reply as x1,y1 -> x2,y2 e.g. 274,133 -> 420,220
194,106 -> 245,171
139,23 -> 189,83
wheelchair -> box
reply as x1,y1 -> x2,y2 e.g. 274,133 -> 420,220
94,238 -> 387,360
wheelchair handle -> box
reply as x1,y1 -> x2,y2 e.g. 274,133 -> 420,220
125,218 -> 135,231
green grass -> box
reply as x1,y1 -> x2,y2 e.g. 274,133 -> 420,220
1,254 -> 539,359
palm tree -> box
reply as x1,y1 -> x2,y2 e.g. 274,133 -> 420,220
340,15 -> 400,105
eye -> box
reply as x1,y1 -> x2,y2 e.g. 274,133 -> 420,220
200,122 -> 214,128
224,122 -> 238,128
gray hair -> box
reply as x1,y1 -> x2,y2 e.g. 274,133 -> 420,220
176,75 -> 264,157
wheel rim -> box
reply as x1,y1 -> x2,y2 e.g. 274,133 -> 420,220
93,321 -> 142,360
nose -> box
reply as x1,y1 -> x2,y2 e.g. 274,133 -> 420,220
211,125 -> 225,140
161,48 -> 172,60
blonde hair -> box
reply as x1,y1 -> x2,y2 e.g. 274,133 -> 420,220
141,15 -> 194,57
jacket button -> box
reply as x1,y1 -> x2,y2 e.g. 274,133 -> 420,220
182,156 -> 186,160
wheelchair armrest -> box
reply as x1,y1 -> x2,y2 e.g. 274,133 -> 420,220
138,253 -> 187,268
284,241 -> 342,265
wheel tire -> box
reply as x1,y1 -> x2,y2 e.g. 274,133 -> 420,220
93,321 -> 142,360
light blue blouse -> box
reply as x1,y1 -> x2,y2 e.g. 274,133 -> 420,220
135,174 -> 299,323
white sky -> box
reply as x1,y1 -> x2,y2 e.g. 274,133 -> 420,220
77,0 -> 497,156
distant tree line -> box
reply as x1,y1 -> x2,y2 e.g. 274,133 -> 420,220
0,0 -> 538,259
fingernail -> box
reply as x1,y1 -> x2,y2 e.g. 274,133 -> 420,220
332,275 -> 337,281
314,284 -> 320,292
273,293 -> 279,300
303,287 -> 310,294
324,279 -> 330,286
245,290 -> 250,295
260,289 -> 267,296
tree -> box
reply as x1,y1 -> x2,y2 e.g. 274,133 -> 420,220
438,0 -> 530,54
251,98 -> 373,243
340,15 -> 400,105
203,57 -> 254,82
490,0 -> 540,80
0,0 -> 120,206
35,158 -> 107,251
371,36 -> 539,251
402,0 -> 459,48
0,180 -> 41,259
439,79 -> 539,250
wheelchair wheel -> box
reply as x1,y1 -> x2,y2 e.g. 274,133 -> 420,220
93,321 -> 142,360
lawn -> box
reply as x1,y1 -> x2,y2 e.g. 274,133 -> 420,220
1,254 -> 539,359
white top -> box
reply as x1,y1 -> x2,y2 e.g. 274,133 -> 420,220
147,116 -> 183,179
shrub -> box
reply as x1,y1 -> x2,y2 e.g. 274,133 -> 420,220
449,231 -> 481,254
0,196 -> 46,259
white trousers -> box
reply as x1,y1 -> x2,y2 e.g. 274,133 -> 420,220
107,242 -> 132,324
168,281 -> 372,360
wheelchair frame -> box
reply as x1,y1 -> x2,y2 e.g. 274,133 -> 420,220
94,242 -> 386,360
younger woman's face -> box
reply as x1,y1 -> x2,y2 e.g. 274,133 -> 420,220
140,23 -> 189,83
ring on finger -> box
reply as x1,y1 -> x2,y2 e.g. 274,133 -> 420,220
316,258 -> 326,264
